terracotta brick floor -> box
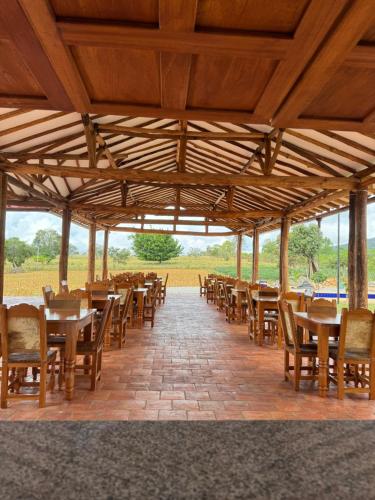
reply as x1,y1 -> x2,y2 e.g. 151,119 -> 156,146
2,288 -> 375,420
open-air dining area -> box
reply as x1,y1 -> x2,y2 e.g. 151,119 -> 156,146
0,0 -> 375,498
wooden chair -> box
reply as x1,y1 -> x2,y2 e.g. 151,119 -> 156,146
307,298 -> 337,316
112,288 -> 132,346
86,281 -> 110,293
49,298 -> 81,310
42,285 -> 54,307
280,292 -> 305,313
278,300 -> 318,391
143,283 -> 159,328
246,287 -> 258,341
69,289 -> 90,308
198,274 -> 207,296
329,308 -> 375,400
247,288 -> 278,343
159,273 -> 169,304
59,280 -> 69,294
223,285 -> 236,323
75,298 -> 114,390
0,304 -> 56,408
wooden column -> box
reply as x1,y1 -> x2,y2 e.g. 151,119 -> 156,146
59,208 -> 71,285
236,234 -> 242,279
0,173 -> 7,304
279,216 -> 290,293
87,223 -> 96,284
252,228 -> 259,284
348,191 -> 357,309
348,189 -> 368,309
102,229 -> 109,280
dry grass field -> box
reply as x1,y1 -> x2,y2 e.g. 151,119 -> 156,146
3,255 -> 238,296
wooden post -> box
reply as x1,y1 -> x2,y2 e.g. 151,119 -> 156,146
87,223 -> 96,283
59,208 -> 71,285
0,173 -> 7,304
356,188 -> 368,309
348,189 -> 368,309
279,216 -> 290,293
102,229 -> 109,280
252,228 -> 259,284
348,191 -> 357,309
236,234 -> 242,279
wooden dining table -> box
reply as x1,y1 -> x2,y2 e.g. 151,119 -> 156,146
90,294 -> 122,349
294,311 -> 341,397
46,308 -> 96,401
252,293 -> 279,346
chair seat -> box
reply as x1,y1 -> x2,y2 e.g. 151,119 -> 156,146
299,343 -> 318,354
330,349 -> 370,361
8,350 -> 56,363
47,335 -> 66,345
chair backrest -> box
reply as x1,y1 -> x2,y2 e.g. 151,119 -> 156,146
94,298 -> 115,350
42,286 -> 54,307
0,303 -> 47,360
246,288 -> 256,318
86,282 -> 110,293
115,282 -> 133,305
69,289 -> 90,308
278,300 -> 299,349
338,308 -> 375,359
48,299 -> 81,310
307,298 -> 337,316
60,280 -> 69,293
259,287 -> 279,297
280,292 -> 305,312
164,273 -> 169,287
249,284 -> 260,291
198,274 -> 203,287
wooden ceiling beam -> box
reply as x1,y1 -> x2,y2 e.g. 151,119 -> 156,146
108,227 -> 239,237
81,114 -> 97,168
1,163 -> 358,190
99,218 -> 243,228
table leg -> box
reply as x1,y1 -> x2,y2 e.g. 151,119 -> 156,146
64,326 -> 78,401
137,293 -> 144,328
317,326 -> 329,397
83,318 -> 93,374
236,294 -> 242,323
258,303 -> 265,346
104,307 -> 113,349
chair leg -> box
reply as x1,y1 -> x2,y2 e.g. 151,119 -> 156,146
58,349 -> 65,390
1,363 -> 8,409
39,364 -> 47,408
284,350 -> 289,382
90,354 -> 97,391
337,361 -> 345,400
294,354 -> 301,391
369,361 -> 375,400
48,359 -> 56,393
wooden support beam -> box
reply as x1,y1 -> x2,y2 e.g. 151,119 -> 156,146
102,229 -> 109,281
0,173 -> 7,303
81,114 -> 97,168
98,124 -> 264,141
176,121 -> 187,172
226,187 -> 235,210
73,204 -> 282,219
252,228 -> 259,284
102,218 -> 241,228
2,163 -> 359,190
59,208 -> 71,284
237,234 -> 242,279
108,227 -> 238,237
87,223 -> 96,284
279,217 -> 290,293
348,189 -> 368,309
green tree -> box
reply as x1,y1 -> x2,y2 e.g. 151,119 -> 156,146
262,238 -> 279,261
32,229 -> 61,263
69,243 -> 79,255
131,234 -> 183,263
206,239 -> 236,260
109,247 -> 131,264
289,225 -> 331,278
5,237 -> 32,270
188,247 -> 204,257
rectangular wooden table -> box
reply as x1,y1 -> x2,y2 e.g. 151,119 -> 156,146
252,294 -> 279,346
294,312 -> 341,397
46,308 -> 96,401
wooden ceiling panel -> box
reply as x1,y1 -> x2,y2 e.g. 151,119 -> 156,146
50,0 -> 159,25
196,0 -> 309,34
70,46 -> 161,105
302,65 -> 375,120
187,54 -> 278,111
0,40 -> 44,97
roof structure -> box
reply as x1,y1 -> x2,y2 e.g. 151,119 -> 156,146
0,0 -> 374,236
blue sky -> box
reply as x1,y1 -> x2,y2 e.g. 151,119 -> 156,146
5,204 -> 375,254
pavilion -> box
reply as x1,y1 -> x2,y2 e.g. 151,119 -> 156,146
0,0 -> 374,310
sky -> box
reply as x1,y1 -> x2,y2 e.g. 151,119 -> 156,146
4,204 -> 375,254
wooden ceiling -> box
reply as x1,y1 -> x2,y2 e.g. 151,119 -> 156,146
0,0 -> 374,236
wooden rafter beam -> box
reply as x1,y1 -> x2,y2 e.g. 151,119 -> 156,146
73,204 -> 282,219
1,163 -> 358,190
81,114 -> 97,168
99,218 -> 243,228
0,152 -> 128,161
176,120 -> 187,172
107,227 -> 239,237
97,124 -> 264,141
